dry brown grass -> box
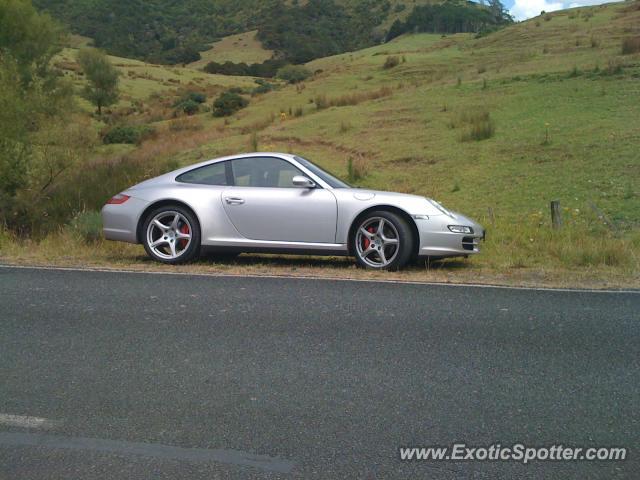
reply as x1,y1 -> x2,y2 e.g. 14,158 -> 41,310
621,36 -> 640,55
316,86 -> 393,110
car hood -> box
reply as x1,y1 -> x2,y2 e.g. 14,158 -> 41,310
332,188 -> 447,217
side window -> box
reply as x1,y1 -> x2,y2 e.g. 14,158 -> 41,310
230,157 -> 304,188
177,162 -> 228,186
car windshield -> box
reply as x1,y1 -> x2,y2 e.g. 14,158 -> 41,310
294,156 -> 351,189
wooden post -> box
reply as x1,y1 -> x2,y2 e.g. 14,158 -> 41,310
551,200 -> 562,229
487,207 -> 495,226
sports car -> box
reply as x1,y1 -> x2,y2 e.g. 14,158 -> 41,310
101,153 -> 484,270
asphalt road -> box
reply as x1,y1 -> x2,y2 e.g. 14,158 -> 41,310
0,266 -> 638,479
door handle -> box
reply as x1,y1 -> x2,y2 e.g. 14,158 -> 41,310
225,197 -> 245,205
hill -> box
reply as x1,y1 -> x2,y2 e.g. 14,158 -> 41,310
33,0 -> 510,64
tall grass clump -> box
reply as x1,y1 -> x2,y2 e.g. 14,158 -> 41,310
347,156 -> 369,182
249,131 -> 259,151
449,109 -> 495,142
621,36 -> 640,55
314,94 -> 329,110
315,87 -> 392,110
383,56 -> 400,69
339,121 -> 352,133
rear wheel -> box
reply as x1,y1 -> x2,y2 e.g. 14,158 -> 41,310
142,205 -> 200,264
353,211 -> 414,271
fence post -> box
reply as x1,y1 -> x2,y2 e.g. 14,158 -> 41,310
551,200 -> 562,229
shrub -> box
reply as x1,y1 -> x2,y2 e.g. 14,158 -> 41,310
212,91 -> 249,117
70,211 -> 103,243
176,98 -> 200,115
621,36 -> 640,55
102,125 -> 156,145
252,79 -> 276,95
174,91 -> 206,106
276,64 -> 312,84
383,56 -> 400,69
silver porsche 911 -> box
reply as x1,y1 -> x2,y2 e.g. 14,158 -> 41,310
101,153 -> 484,270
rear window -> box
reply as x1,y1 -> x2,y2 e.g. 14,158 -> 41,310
177,162 -> 228,186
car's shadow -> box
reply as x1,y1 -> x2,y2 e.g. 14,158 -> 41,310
134,252 -> 471,272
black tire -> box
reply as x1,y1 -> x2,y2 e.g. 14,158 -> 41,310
352,210 -> 414,271
142,204 -> 201,264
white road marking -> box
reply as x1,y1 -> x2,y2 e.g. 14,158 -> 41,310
0,432 -> 295,473
0,263 -> 638,294
0,413 -> 60,430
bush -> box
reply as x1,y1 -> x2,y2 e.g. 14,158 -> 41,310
276,64 -> 312,84
622,36 -> 640,55
252,79 -> 276,95
212,91 -> 249,117
102,125 -> 156,145
383,56 -> 400,69
176,98 -> 200,115
70,211 -> 103,243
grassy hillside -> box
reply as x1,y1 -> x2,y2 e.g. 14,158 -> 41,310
54,47 -> 257,108
187,31 -> 274,69
3,0 -> 640,287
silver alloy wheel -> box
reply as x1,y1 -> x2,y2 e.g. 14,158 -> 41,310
355,217 -> 400,268
146,211 -> 192,260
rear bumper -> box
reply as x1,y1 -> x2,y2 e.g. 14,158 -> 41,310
101,197 -> 150,244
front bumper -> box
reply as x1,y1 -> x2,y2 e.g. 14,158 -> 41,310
415,212 -> 485,258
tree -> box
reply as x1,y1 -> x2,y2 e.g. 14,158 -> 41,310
488,0 -> 513,24
0,0 -> 62,85
0,0 -> 89,235
77,48 -> 119,115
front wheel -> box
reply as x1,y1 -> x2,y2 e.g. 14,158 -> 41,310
142,205 -> 201,264
353,211 -> 414,271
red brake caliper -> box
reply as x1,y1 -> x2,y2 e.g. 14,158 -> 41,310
178,223 -> 190,249
363,226 -> 375,249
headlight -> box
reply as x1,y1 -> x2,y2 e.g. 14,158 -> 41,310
448,225 -> 474,234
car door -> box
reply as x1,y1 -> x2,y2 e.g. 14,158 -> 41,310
221,156 -> 338,243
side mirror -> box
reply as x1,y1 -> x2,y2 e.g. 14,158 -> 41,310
292,175 -> 316,188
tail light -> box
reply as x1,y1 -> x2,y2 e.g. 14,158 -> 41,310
106,193 -> 130,205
